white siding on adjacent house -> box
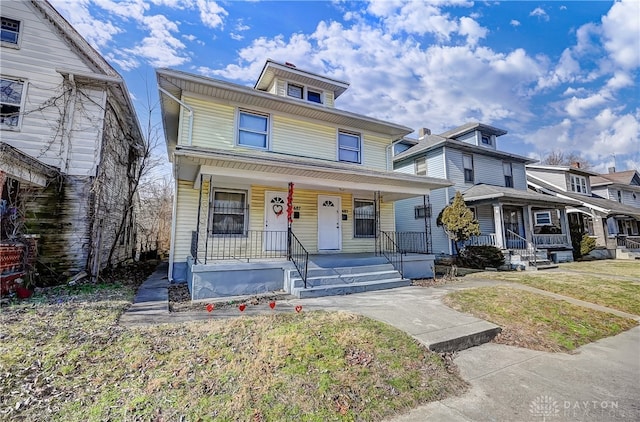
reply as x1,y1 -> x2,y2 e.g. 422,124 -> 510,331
67,86 -> 106,176
528,169 -> 569,191
512,162 -> 527,190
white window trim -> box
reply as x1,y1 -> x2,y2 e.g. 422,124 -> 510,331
569,174 -> 588,194
0,76 -> 27,131
209,188 -> 249,236
353,198 -> 376,238
414,157 -> 426,176
481,134 -> 492,145
286,82 -> 303,99
1,16 -> 22,49
534,211 -> 552,226
503,162 -> 513,188
286,81 -> 324,104
235,108 -> 270,150
463,153 -> 474,183
337,129 -> 362,164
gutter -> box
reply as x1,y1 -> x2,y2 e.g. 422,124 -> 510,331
159,87 -> 193,146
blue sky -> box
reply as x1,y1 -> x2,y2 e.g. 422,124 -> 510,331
49,0 -> 639,174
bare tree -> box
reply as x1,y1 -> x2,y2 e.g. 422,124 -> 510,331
541,150 -> 592,170
136,175 -> 173,259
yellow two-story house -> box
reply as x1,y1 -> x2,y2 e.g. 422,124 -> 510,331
157,60 -> 451,299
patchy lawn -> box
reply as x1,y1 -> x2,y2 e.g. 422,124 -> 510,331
471,269 -> 640,315
1,289 -> 467,421
444,286 -> 638,353
558,260 -> 640,278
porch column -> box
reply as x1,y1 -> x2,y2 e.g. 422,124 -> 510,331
526,205 -> 534,243
493,203 -> 505,249
560,208 -> 571,246
592,214 -> 608,247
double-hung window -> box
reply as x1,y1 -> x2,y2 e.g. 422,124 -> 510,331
463,154 -> 474,183
338,130 -> 361,163
210,190 -> 247,235
287,83 -> 303,99
354,199 -> 375,237
1,17 -> 20,45
535,211 -> 552,226
503,162 -> 513,188
414,157 -> 427,176
569,175 -> 587,194
238,110 -> 268,149
481,134 -> 491,145
1,78 -> 25,129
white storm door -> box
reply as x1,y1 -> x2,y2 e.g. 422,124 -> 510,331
264,191 -> 288,251
318,195 -> 341,250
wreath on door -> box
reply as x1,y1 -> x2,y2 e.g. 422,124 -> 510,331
272,204 -> 284,216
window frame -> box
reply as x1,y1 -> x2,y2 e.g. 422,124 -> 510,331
462,154 -> 474,183
209,188 -> 248,236
534,211 -> 552,226
617,190 -> 622,203
337,130 -> 361,164
414,205 -> 431,219
414,157 -> 427,176
353,198 -> 376,238
503,162 -> 513,188
236,109 -> 269,150
569,175 -> 588,194
307,89 -> 322,104
286,83 -> 303,99
1,77 -> 26,130
1,16 -> 21,48
481,134 -> 492,145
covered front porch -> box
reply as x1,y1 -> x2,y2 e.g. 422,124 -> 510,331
172,146 -> 452,299
461,184 -> 579,266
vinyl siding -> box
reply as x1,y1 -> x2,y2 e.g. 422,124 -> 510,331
527,169 -> 570,192
474,204 -> 496,234
512,162 -> 527,190
182,95 -> 235,149
362,133 -> 390,170
173,179 -> 203,262
272,115 -> 335,161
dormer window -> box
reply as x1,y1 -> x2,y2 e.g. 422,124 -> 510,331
570,175 -> 588,194
287,83 -> 303,99
307,90 -> 322,104
481,134 -> 491,145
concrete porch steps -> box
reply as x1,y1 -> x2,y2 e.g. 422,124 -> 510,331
288,263 -> 411,298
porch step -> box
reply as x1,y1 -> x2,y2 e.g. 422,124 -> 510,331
289,263 -> 410,298
427,321 -> 502,353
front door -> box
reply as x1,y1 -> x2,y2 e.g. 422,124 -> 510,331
318,195 -> 341,250
264,191 -> 288,251
503,206 -> 525,248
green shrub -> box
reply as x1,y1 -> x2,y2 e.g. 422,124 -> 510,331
458,245 -> 505,269
580,234 -> 597,256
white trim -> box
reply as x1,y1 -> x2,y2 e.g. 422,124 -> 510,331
318,194 -> 342,250
235,108 -> 271,150
534,211 -> 552,226
0,76 -> 28,131
353,197 -> 376,238
337,129 -> 362,164
1,15 -> 23,49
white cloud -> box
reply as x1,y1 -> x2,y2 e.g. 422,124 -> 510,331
601,0 -> 640,70
565,93 -> 609,117
235,20 -> 250,32
510,19 -> 520,27
529,7 -> 549,22
458,17 -> 487,46
49,0 -> 122,48
124,14 -> 189,67
230,33 -> 244,41
183,34 -> 197,41
196,0 -> 228,29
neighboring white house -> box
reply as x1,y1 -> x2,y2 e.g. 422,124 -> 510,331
1,0 -> 144,284
157,60 -> 452,299
394,123 -> 578,267
527,164 -> 640,253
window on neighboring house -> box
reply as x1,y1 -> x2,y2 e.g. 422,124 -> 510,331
210,190 -> 247,235
238,110 -> 268,149
617,190 -> 622,203
535,211 -> 552,226
569,175 -> 588,193
1,17 -> 20,45
287,83 -> 303,99
503,162 -> 513,188
338,130 -> 361,163
414,157 -> 426,176
1,78 -> 24,129
481,134 -> 491,145
307,90 -> 322,104
414,205 -> 431,219
463,154 -> 474,183
354,199 -> 375,237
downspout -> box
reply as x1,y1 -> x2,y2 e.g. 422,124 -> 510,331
442,146 -> 453,255
168,165 -> 179,282
385,138 -> 405,171
159,87 -> 193,146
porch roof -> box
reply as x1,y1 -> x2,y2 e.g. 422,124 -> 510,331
0,142 -> 59,187
174,145 -> 453,202
460,184 -> 580,207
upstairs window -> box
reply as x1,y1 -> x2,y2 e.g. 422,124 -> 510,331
287,83 -> 303,99
414,157 -> 426,176
481,134 -> 492,145
503,162 -> 513,188
307,90 -> 322,104
463,154 -> 474,183
338,130 -> 361,163
1,78 -> 25,129
237,110 -> 268,149
354,199 -> 375,237
617,190 -> 622,203
570,175 -> 587,194
1,17 -> 20,45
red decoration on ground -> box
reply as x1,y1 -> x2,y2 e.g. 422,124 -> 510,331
269,301 -> 276,309
206,303 -> 214,312
295,305 -> 302,313
238,304 -> 246,312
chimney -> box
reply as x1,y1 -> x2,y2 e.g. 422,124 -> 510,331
418,128 -> 431,138
571,161 -> 581,169
608,166 -> 616,173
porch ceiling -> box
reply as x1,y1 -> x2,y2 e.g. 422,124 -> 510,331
461,184 -> 581,207
174,146 -> 452,202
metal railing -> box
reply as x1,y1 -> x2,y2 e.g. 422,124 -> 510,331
506,229 -> 537,266
203,230 -> 289,263
384,231 -> 431,254
190,231 -> 199,263
380,231 -> 404,278
617,235 -> 640,250
465,233 -> 497,247
288,229 -> 309,288
533,234 -> 570,248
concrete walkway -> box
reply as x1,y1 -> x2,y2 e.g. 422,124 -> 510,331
120,264 -> 640,421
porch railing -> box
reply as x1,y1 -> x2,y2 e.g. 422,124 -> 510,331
190,231 -> 199,263
617,235 -> 640,250
201,230 -> 289,263
465,233 -> 497,247
380,231 -> 404,278
385,232 -> 431,254
533,234 -> 569,248
506,229 -> 537,266
288,229 -> 309,288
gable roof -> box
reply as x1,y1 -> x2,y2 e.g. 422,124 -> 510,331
460,183 -> 579,207
526,164 -> 599,177
591,170 -> 640,187
439,122 -> 507,138
393,133 -> 536,164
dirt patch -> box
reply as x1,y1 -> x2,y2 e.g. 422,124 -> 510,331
168,283 -> 292,313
